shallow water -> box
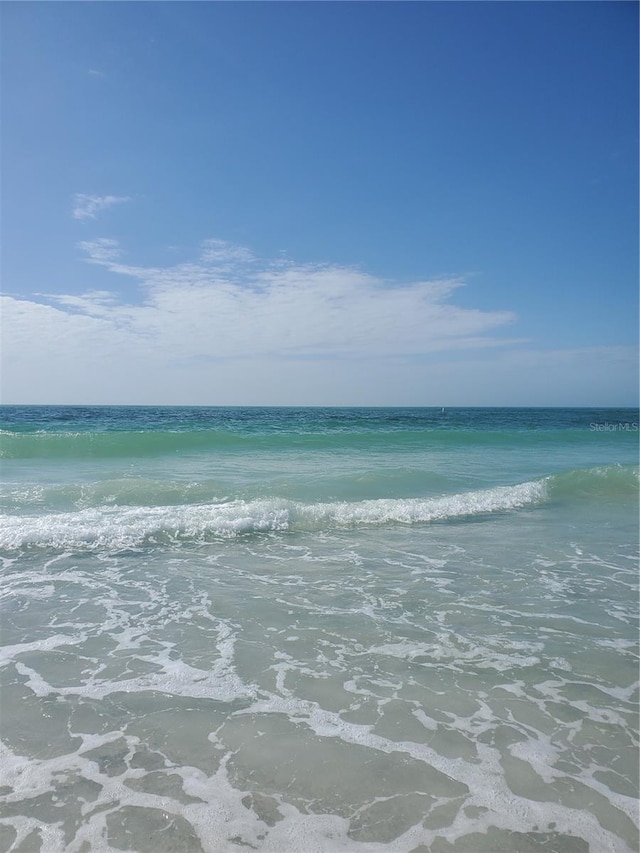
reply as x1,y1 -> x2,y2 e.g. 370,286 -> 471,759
0,407 -> 638,852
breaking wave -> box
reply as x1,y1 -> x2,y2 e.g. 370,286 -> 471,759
0,480 -> 546,551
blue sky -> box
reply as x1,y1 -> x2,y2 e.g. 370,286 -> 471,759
2,1 -> 638,406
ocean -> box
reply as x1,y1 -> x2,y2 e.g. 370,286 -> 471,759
0,406 -> 638,853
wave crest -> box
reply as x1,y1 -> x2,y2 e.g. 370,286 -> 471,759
0,480 -> 546,552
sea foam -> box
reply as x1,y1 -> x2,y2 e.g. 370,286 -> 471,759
0,480 -> 546,551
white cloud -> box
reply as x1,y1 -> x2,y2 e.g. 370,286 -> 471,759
72,194 -> 130,221
63,238 -> 520,360
77,238 -> 122,264
200,239 -> 256,269
2,239 -> 636,405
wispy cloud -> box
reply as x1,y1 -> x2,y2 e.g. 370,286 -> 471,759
7,238 -> 633,405
72,194 -> 130,221
200,238 -> 256,268
77,238 -> 122,264
65,238 -> 521,360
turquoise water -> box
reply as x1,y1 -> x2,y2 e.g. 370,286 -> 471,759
0,407 -> 638,852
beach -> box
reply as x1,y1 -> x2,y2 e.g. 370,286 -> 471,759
0,406 -> 638,852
